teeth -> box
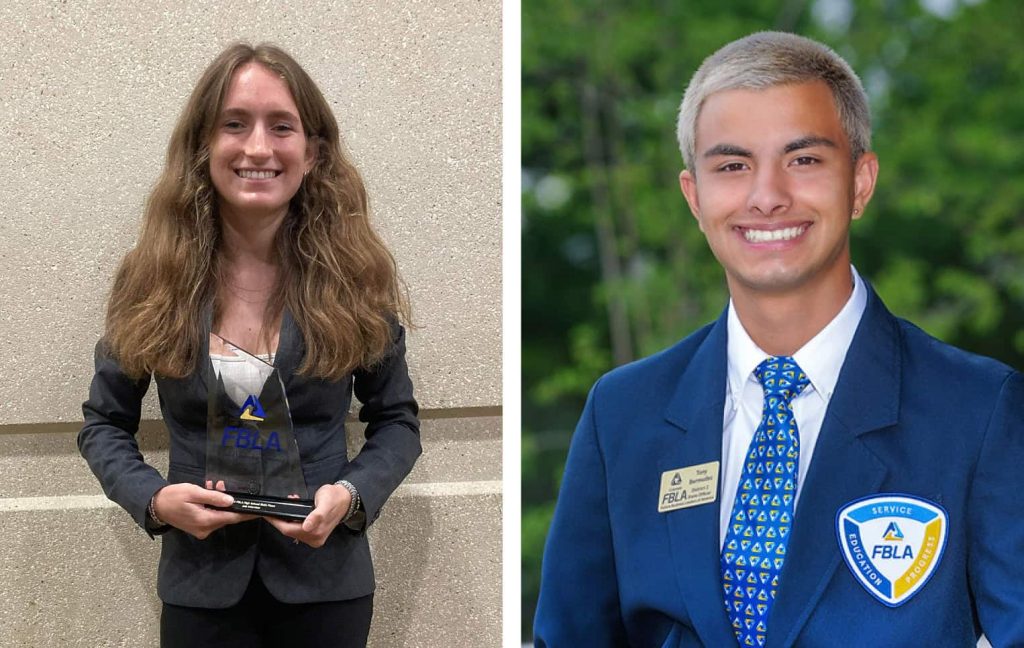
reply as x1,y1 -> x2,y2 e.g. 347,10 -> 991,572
743,225 -> 806,243
238,169 -> 277,179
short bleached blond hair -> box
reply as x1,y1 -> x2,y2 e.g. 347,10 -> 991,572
677,31 -> 871,171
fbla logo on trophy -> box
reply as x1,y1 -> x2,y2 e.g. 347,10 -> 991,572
836,494 -> 948,607
239,394 -> 266,422
220,394 -> 282,452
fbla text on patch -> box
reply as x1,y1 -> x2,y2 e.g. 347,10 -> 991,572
872,544 -> 914,560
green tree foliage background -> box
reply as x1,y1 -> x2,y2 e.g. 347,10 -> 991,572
522,0 -> 1024,639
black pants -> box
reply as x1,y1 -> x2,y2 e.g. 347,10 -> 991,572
160,572 -> 373,648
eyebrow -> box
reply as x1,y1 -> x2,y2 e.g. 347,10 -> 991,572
703,143 -> 752,159
783,135 -> 838,153
702,135 -> 839,160
220,107 -> 300,121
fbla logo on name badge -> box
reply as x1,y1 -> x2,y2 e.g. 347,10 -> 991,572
240,394 -> 266,422
836,494 -> 948,607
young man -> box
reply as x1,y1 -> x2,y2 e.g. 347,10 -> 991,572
534,32 -> 1024,647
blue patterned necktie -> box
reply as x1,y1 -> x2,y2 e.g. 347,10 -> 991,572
721,356 -> 809,647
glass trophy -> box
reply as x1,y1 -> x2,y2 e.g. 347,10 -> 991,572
205,333 -> 313,520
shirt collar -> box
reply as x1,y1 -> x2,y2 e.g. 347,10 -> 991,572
726,266 -> 868,403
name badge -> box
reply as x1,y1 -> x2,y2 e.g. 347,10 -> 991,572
658,461 -> 719,513
836,493 -> 948,607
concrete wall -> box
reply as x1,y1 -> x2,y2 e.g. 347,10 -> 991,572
0,1 -> 501,645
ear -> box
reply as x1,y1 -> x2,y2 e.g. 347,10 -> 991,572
851,151 -> 878,220
679,169 -> 703,231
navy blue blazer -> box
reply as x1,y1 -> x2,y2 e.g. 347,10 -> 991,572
535,284 -> 1024,647
79,309 -> 420,607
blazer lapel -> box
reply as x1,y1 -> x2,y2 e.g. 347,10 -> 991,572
768,285 -> 899,648
662,310 -> 738,647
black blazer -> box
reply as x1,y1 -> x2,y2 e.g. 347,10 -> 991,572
79,308 -> 421,607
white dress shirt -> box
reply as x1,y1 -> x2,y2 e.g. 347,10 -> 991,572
210,350 -> 275,409
718,267 -> 867,548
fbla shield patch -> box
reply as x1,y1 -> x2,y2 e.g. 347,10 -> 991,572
836,494 -> 948,607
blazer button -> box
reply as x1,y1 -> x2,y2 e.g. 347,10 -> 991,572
247,481 -> 260,494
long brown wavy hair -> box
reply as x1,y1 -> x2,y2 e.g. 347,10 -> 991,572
105,43 -> 410,380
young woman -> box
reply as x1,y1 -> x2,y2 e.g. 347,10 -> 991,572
79,43 -> 420,648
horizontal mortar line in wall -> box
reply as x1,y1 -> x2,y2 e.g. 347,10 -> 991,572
394,480 -> 501,498
0,480 -> 502,513
419,405 -> 501,420
0,406 -> 502,436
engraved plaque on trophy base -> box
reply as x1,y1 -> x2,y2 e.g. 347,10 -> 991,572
210,492 -> 314,521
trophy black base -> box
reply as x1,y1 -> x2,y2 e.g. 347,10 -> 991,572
210,492 -> 314,521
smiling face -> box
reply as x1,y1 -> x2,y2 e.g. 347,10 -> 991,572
209,62 -> 314,221
679,81 -> 877,304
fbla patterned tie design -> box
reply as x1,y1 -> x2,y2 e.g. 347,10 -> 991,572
721,356 -> 809,647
